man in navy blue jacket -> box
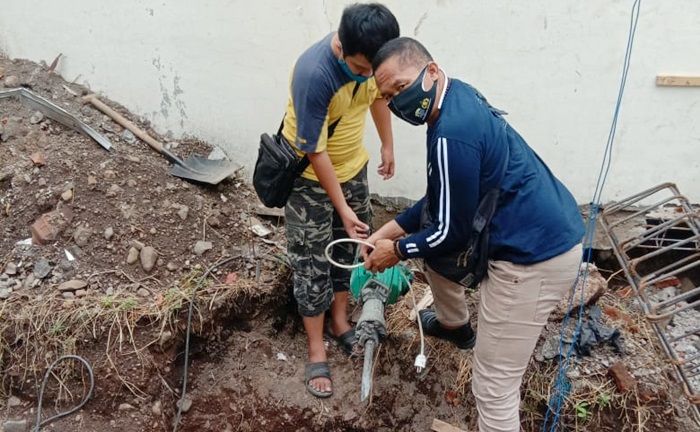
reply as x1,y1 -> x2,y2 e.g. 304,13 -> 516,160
363,37 -> 584,432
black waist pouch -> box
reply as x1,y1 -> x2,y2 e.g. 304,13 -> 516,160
253,132 -> 309,208
422,188 -> 500,289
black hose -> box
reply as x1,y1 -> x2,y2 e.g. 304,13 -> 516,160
172,256 -> 237,432
33,354 -> 95,432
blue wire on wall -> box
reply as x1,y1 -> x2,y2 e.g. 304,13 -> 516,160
542,1 -> 642,430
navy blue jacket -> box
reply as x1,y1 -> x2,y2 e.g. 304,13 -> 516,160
395,78 -> 584,264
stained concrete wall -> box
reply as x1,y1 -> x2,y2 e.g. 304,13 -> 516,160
1,1 -> 698,202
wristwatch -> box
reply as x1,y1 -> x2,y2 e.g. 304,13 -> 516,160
393,239 -> 405,260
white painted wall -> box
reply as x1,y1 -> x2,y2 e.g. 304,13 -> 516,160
1,0 -> 698,202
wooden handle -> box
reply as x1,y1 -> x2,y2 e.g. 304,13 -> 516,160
83,94 -> 164,153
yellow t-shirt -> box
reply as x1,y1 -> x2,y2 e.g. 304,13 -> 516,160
281,33 -> 381,183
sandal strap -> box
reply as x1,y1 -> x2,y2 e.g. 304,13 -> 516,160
305,361 -> 331,383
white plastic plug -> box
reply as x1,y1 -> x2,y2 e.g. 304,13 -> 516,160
414,353 -> 427,373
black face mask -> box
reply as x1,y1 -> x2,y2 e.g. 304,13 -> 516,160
388,65 -> 437,126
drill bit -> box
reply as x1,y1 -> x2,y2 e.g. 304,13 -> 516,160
360,339 -> 376,402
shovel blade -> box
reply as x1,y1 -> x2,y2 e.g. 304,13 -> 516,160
169,155 -> 239,185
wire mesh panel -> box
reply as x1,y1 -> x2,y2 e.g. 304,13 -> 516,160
601,183 -> 700,404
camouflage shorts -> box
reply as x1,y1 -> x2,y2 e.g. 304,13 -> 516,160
285,165 -> 371,317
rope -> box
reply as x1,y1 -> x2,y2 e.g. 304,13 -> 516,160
33,355 -> 95,432
542,1 -> 642,430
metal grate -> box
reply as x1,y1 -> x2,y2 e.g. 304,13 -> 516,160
601,183 -> 700,405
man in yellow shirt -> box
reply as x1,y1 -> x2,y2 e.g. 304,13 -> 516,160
282,3 -> 398,398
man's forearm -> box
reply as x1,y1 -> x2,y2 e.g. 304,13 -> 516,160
370,99 -> 393,149
374,220 -> 406,241
307,151 -> 348,213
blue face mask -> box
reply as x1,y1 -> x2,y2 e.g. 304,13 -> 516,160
338,58 -> 369,84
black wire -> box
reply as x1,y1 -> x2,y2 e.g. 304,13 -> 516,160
172,256 -> 238,432
33,355 -> 95,432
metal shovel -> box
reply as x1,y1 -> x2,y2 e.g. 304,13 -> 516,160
83,94 -> 238,185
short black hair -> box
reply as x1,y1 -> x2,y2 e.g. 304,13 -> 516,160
338,3 -> 400,62
372,37 -> 433,72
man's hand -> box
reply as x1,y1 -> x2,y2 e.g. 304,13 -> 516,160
378,146 -> 395,180
340,206 -> 369,240
364,238 -> 400,273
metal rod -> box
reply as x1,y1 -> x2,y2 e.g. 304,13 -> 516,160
642,253 -> 700,286
608,195 -> 681,229
621,214 -> 695,250
361,340 -> 376,402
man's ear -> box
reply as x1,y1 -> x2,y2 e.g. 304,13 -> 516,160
426,62 -> 440,82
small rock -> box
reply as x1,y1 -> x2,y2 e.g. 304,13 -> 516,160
103,170 -> 116,179
166,262 -> 178,272
106,184 -> 123,198
106,287 -> 114,296
149,227 -> 156,235
126,247 -> 139,265
207,216 -> 222,228
80,105 -> 94,117
101,121 -> 120,134
177,205 -> 189,221
37,178 -> 47,186
3,75 -> 20,88
75,289 -> 87,297
127,179 -> 137,187
7,396 -> 21,407
159,331 -> 173,347
193,241 -> 213,256
58,279 -> 88,292
59,258 -> 74,271
30,111 -> 45,124
276,352 -> 288,362
29,151 -> 46,166
130,240 -> 145,250
118,403 -> 136,411
137,288 -> 150,297
23,274 -> 36,289
151,400 -> 162,416
87,175 -> 97,186
62,291 -> 75,299
2,419 -> 28,432
73,225 -> 92,247
61,188 -> 74,201
126,155 -> 140,163
4,262 -> 18,276
176,397 -> 192,413
33,258 -> 52,279
104,227 -> 114,241
0,288 -> 11,299
121,129 -> 136,144
140,246 -> 158,272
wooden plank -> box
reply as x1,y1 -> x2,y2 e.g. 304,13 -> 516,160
656,75 -> 700,87
408,290 -> 434,321
431,418 -> 468,432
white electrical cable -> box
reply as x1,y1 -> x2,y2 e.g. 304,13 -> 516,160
324,238 -> 428,373
401,272 -> 427,373
323,238 -> 376,269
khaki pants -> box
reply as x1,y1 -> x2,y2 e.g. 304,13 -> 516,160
425,244 -> 582,432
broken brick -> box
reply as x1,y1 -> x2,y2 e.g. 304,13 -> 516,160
653,276 -> 681,289
608,361 -> 636,393
30,206 -> 73,244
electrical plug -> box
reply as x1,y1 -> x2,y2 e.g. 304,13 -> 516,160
414,353 -> 427,373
